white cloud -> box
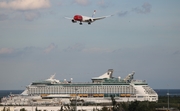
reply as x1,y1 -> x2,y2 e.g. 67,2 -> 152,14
44,43 -> 57,54
63,43 -> 112,53
64,43 -> 85,52
24,11 -> 40,21
118,11 -> 128,17
132,2 -> 152,14
0,0 -> 50,10
97,0 -> 112,9
73,0 -> 90,6
0,48 -> 13,54
0,13 -> 8,21
82,47 -> 112,53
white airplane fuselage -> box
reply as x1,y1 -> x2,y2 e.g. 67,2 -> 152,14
72,15 -> 94,24
66,10 -> 113,25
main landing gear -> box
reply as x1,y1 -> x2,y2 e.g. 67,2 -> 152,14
79,22 -> 82,25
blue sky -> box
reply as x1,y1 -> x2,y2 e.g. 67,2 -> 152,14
0,0 -> 180,90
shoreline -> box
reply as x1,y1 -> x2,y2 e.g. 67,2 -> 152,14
0,106 -> 103,111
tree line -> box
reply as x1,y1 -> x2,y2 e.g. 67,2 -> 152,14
2,96 -> 180,111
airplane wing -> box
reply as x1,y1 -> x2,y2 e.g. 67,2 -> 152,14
65,17 -> 73,19
93,14 -> 113,21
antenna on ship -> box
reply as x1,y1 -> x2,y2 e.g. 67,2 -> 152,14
71,78 -> 73,83
118,76 -> 121,82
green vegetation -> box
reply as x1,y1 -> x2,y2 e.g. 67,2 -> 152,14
20,108 -> 26,111
1,95 -> 180,111
156,96 -> 180,109
98,95 -> 180,111
2,107 -> 10,111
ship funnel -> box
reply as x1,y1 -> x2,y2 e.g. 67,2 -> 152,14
91,69 -> 114,83
107,69 -> 113,78
95,69 -> 113,79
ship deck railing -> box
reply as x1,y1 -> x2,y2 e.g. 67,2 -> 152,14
131,80 -> 146,83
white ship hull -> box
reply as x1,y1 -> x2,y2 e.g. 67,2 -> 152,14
1,69 -> 158,105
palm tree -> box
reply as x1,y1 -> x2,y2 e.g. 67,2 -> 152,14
20,108 -> 26,111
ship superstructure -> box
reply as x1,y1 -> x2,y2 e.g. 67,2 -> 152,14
1,69 -> 158,105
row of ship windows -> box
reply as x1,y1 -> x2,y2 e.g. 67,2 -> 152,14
142,86 -> 156,94
31,86 -> 134,90
30,86 -> 135,90
33,85 -> 133,88
28,87 -> 136,94
28,90 -> 135,93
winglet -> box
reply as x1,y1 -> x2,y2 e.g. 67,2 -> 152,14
92,10 -> 96,18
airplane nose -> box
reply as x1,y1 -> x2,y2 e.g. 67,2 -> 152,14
74,15 -> 83,21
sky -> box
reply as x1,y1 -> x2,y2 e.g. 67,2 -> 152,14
0,0 -> 180,90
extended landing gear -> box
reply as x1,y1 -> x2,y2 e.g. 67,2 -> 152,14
88,22 -> 91,25
79,22 -> 82,25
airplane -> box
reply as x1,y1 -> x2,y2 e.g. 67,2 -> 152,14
65,10 -> 113,25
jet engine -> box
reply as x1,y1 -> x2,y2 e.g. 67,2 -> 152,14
88,19 -> 93,24
72,19 -> 77,23
89,19 -> 93,22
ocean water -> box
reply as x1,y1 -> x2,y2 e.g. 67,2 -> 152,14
0,90 -> 23,99
154,89 -> 180,96
0,89 -> 180,99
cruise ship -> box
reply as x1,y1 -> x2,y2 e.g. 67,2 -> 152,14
1,69 -> 158,105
